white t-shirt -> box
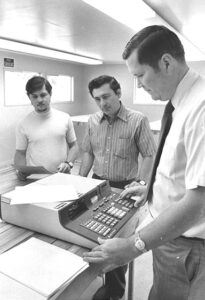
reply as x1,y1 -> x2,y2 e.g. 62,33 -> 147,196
150,69 -> 205,238
16,108 -> 76,173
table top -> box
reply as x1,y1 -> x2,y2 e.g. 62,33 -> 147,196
0,170 -> 137,299
0,219 -> 101,300
0,173 -> 101,300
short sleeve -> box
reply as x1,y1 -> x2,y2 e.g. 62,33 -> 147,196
15,122 -> 28,150
134,116 -> 157,157
185,103 -> 205,188
81,117 -> 93,154
66,116 -> 77,143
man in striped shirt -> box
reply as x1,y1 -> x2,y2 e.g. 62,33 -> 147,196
79,75 -> 156,300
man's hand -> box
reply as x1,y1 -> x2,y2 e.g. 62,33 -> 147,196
57,162 -> 71,173
83,236 -> 136,273
120,183 -> 147,207
16,170 -> 27,181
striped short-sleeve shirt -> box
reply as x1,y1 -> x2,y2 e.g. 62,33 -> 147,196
82,103 -> 156,182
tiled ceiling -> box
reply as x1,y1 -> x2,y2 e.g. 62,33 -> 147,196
0,0 -> 205,63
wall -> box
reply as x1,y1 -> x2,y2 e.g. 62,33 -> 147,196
1,51 -> 205,168
78,60 -> 205,153
81,60 -> 205,120
81,63 -> 165,122
0,51 -> 84,167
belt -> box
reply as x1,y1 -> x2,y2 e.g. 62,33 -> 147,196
180,235 -> 205,242
92,173 -> 135,189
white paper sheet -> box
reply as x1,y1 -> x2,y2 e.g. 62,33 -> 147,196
10,184 -> 79,205
0,237 -> 88,298
37,173 -> 105,195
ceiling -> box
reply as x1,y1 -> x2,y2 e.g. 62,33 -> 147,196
0,0 -> 205,64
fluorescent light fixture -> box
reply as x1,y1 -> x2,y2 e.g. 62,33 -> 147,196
0,38 -> 103,65
82,0 -> 155,29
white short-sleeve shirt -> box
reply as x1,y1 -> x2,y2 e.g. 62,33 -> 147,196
16,108 -> 76,173
150,69 -> 205,238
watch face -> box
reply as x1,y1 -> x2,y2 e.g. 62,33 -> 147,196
139,180 -> 146,186
135,239 -> 145,251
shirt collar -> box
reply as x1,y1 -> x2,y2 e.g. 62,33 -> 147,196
99,102 -> 128,123
171,68 -> 200,109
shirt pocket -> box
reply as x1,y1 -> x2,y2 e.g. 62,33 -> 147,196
114,135 -> 131,159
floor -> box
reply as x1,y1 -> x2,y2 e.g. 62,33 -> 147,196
77,252 -> 153,300
72,162 -> 153,300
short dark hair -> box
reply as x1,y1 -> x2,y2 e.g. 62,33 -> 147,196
26,76 -> 52,95
122,25 -> 185,70
88,75 -> 121,97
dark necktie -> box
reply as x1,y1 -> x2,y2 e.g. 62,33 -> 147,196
146,100 -> 175,202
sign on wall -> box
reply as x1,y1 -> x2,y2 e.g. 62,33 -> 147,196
4,58 -> 14,68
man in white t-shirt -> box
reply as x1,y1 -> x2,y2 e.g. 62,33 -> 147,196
14,76 -> 79,179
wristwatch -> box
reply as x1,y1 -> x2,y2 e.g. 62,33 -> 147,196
134,231 -> 147,253
137,180 -> 146,186
65,161 -> 74,169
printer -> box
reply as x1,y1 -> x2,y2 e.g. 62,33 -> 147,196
0,173 -> 138,249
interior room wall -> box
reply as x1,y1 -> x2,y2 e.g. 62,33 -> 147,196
81,61 -> 205,121
1,51 -> 205,169
79,60 -> 205,157
81,63 -> 165,122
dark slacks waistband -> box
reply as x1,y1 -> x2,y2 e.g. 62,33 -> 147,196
92,173 -> 135,189
179,235 -> 205,243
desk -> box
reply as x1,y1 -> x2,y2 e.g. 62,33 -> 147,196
71,114 -> 161,134
0,174 -> 102,300
0,220 -> 101,300
0,172 -> 135,300
71,114 -> 90,126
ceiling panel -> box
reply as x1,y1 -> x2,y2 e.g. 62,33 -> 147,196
144,0 -> 205,55
0,0 -> 205,63
0,0 -> 137,63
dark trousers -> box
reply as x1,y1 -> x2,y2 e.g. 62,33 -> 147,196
92,173 -> 131,297
149,236 -> 205,300
92,173 -> 134,189
105,265 -> 128,298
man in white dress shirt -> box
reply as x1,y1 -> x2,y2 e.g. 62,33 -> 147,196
83,25 -> 205,300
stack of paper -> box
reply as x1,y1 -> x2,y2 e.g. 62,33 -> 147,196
7,173 -> 105,205
0,237 -> 88,299
10,184 -> 79,205
37,173 -> 105,195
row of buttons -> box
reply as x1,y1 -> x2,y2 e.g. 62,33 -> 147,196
80,192 -> 132,238
115,198 -> 134,209
93,212 -> 118,227
81,219 -> 117,237
102,205 -> 127,219
92,193 -> 119,212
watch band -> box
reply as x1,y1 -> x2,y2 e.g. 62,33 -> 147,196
65,161 -> 74,169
